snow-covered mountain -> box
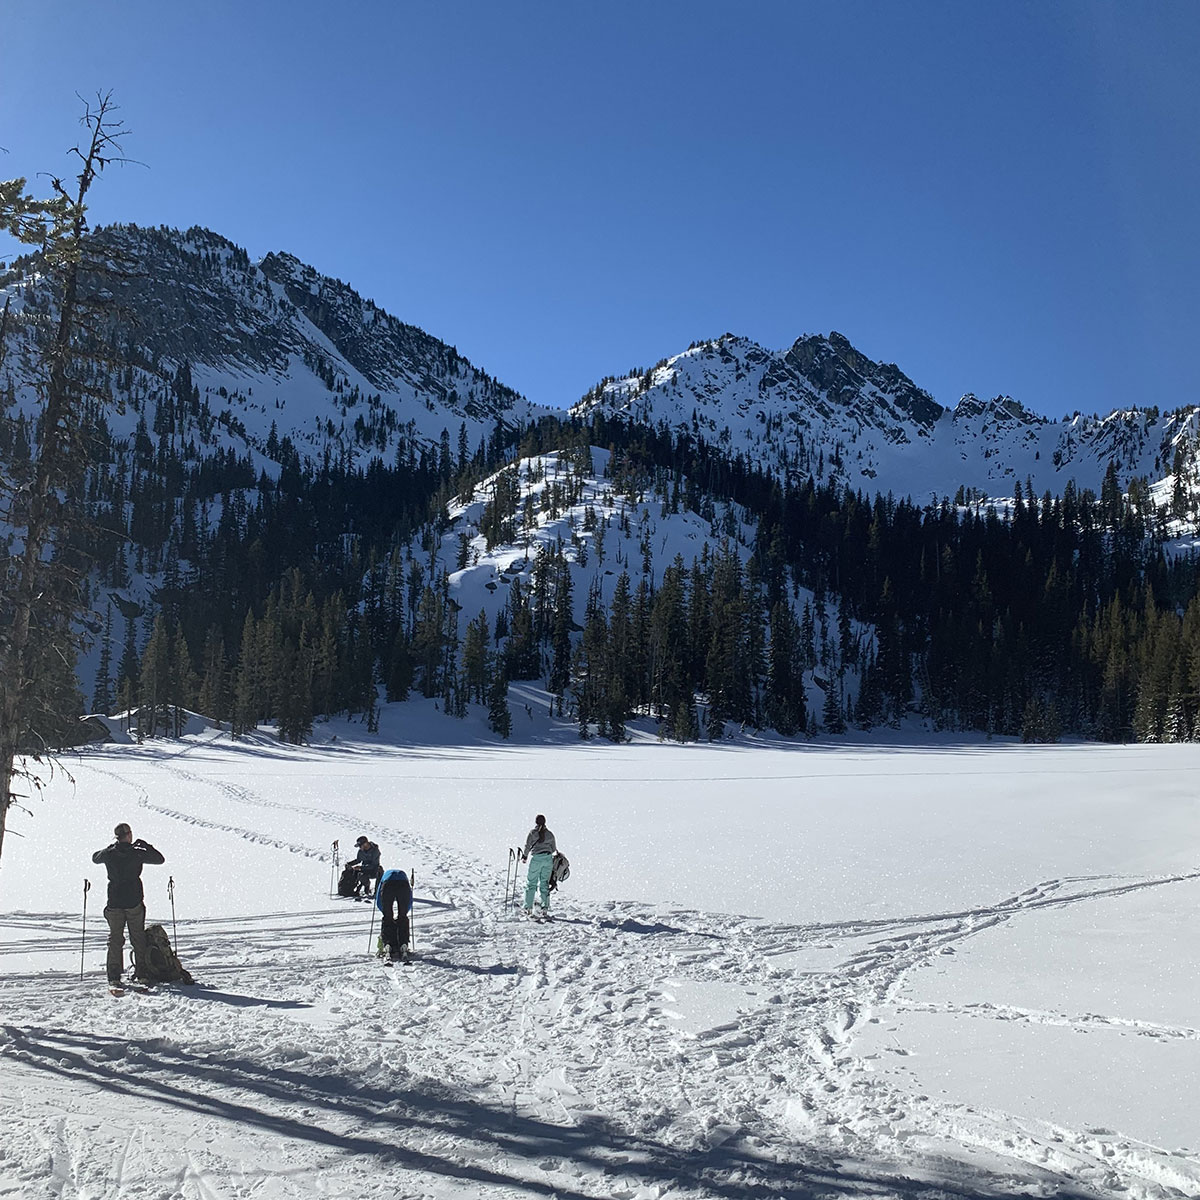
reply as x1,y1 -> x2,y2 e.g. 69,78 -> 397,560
6,222 -> 1197,511
572,331 -> 1200,507
1,223 -> 550,469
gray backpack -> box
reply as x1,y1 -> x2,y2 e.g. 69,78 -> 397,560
549,852 -> 570,891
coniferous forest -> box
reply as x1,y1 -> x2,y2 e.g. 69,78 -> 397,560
21,382 -> 1198,750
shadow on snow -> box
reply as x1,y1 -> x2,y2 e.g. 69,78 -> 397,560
3,1024 -> 1096,1200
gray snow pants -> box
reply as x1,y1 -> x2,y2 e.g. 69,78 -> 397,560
104,903 -> 148,983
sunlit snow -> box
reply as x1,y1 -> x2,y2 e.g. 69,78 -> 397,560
2,704 -> 1197,1199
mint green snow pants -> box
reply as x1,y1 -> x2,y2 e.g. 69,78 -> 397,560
524,852 -> 553,911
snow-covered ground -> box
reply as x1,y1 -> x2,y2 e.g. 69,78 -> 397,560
2,706 -> 1199,1200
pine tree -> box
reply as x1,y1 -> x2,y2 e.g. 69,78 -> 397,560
92,604 -> 115,714
386,624 -> 414,702
277,637 -> 314,744
232,610 -> 261,736
139,614 -> 172,738
462,609 -> 491,705
197,626 -> 229,726
672,695 -> 698,742
548,558 -> 573,698
412,586 -> 446,698
168,627 -> 195,736
487,662 -> 512,738
822,679 -> 846,735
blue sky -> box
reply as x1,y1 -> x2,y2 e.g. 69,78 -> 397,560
3,2 -> 1197,418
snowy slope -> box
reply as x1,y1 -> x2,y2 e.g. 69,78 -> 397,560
572,332 -> 1200,508
420,445 -> 862,722
442,446 -> 758,628
2,722 -> 1199,1200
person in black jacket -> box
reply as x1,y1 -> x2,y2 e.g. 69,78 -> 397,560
91,823 -> 165,985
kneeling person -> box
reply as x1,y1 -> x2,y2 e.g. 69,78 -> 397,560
377,868 -> 412,962
348,835 -> 382,897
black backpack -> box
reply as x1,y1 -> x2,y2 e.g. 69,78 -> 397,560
337,863 -> 357,897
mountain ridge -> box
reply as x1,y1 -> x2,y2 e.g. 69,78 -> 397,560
572,329 -> 1200,510
5,221 -> 1197,513
2,221 -> 551,473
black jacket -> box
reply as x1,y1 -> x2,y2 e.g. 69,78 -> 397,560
91,840 -> 165,908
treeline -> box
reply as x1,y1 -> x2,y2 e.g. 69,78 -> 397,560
39,390 -> 1200,746
579,415 -> 1200,742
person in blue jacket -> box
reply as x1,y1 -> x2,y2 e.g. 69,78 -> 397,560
376,868 -> 412,961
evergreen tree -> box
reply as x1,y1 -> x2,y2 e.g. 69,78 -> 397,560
92,604 -> 115,714
385,624 -> 414,702
139,614 -> 172,738
672,694 -> 698,742
821,679 -> 846,735
548,557 -> 574,698
197,626 -> 229,727
169,626 -> 195,736
462,609 -> 491,705
487,661 -> 512,738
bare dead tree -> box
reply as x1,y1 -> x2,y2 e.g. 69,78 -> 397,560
0,93 -> 131,865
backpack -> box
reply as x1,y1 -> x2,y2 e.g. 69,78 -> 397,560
141,923 -> 195,984
337,863 -> 357,897
549,852 -> 570,891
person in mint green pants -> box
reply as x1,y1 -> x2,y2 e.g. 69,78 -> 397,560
522,814 -> 556,916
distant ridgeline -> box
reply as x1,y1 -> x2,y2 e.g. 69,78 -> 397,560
3,223 -> 1199,747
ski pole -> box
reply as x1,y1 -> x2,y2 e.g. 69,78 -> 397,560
330,839 -> 339,898
367,891 -> 377,955
410,868 -> 416,953
80,879 -> 90,982
168,876 -> 178,955
408,868 -> 417,950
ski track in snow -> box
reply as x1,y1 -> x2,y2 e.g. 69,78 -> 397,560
3,754 -> 1199,1200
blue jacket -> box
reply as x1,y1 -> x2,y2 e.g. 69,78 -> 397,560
376,869 -> 412,914
349,842 -> 381,873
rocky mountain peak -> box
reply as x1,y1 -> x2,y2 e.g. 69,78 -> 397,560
782,332 -> 944,430
952,392 -> 1042,428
